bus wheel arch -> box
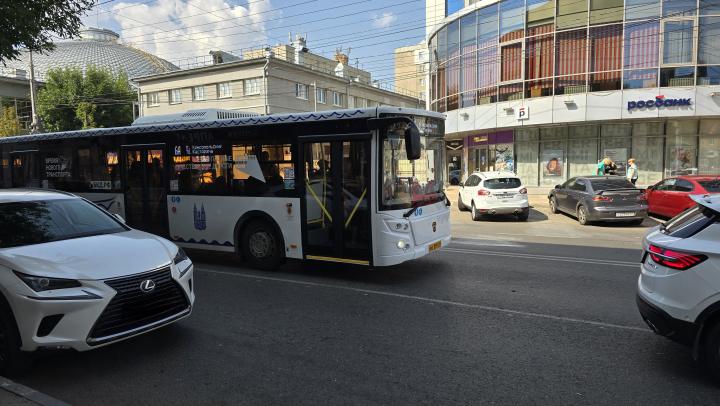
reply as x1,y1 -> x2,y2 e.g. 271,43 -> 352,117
234,212 -> 286,270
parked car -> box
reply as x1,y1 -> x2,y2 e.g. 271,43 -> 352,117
449,170 -> 461,185
457,171 -> 529,221
644,176 -> 720,218
637,194 -> 720,380
0,189 -> 194,374
548,176 -> 647,225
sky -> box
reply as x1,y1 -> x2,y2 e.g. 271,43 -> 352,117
81,0 -> 427,89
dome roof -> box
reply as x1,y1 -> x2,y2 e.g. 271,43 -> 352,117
7,28 -> 178,81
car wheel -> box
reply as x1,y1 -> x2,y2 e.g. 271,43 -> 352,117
549,196 -> 559,214
241,220 -> 285,270
457,194 -> 467,211
517,210 -> 529,222
0,305 -> 30,377
577,206 -> 590,226
471,202 -> 482,221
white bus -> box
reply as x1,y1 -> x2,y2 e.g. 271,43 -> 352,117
0,107 -> 450,269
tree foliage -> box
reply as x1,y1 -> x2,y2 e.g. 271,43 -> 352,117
0,106 -> 21,137
37,66 -> 136,132
0,0 -> 94,63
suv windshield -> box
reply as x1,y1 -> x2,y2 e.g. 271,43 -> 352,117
484,178 -> 521,189
699,179 -> 720,192
0,199 -> 126,248
589,178 -> 635,191
381,116 -> 445,210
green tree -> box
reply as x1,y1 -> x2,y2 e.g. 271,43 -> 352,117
37,66 -> 136,132
0,0 -> 94,63
0,106 -> 21,137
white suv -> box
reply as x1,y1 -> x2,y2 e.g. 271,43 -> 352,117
0,190 -> 194,374
457,171 -> 529,221
637,194 -> 720,379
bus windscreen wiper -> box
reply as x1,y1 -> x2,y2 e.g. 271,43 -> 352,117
403,206 -> 419,218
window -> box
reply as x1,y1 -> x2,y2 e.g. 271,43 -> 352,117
484,177 -> 522,189
556,30 -> 587,76
699,17 -> 720,64
557,0 -> 588,29
243,78 -> 261,95
570,180 -> 587,191
315,87 -> 326,107
698,66 -> 720,84
332,91 -> 344,106
501,43 -> 522,81
146,92 -> 159,107
626,0 -> 660,20
169,89 -> 182,104
661,66 -> 695,86
478,5 -> 498,46
624,21 -> 660,70
663,0 -> 696,17
663,20 -> 694,64
42,140 -> 120,192
527,0 -> 555,27
218,82 -> 232,98
590,0 -> 623,24
295,83 -> 309,99
500,0 -> 525,41
192,86 -> 205,101
589,25 -> 622,91
446,0 -> 464,16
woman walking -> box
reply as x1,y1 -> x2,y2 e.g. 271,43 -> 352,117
627,158 -> 639,185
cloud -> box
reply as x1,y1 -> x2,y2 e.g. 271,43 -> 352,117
96,0 -> 279,63
372,12 -> 397,29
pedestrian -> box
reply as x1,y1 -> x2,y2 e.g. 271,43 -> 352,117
596,159 -> 605,175
605,158 -> 617,175
627,158 -> 639,185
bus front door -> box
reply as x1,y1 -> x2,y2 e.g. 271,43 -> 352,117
299,136 -> 371,265
122,145 -> 168,236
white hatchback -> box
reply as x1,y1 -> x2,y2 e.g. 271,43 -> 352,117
637,194 -> 720,380
0,190 -> 194,374
457,171 -> 529,221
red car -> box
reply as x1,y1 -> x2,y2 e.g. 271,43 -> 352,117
645,176 -> 720,218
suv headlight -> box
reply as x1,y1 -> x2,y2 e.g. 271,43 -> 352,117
14,271 -> 81,292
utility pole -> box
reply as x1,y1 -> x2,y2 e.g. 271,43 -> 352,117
28,51 -> 42,133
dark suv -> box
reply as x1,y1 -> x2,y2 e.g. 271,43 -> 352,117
548,176 -> 647,225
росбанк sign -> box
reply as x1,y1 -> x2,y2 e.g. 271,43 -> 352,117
627,95 -> 691,111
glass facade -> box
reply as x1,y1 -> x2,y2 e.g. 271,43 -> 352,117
430,0 -> 720,108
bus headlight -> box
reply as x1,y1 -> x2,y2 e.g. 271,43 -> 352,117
397,240 -> 410,250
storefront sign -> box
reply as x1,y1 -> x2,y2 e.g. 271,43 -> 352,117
516,106 -> 529,120
446,140 -> 464,151
627,95 -> 691,111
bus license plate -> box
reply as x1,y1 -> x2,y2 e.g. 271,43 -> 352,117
616,212 -> 635,217
428,241 -> 442,252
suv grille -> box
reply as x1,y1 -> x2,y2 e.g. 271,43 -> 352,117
89,267 -> 189,341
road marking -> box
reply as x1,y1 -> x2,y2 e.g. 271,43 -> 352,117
450,239 -> 525,248
441,247 -> 638,267
196,267 -> 649,333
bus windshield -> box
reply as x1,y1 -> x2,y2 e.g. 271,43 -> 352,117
381,116 -> 445,210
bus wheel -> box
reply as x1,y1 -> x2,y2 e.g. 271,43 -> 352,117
241,220 -> 284,270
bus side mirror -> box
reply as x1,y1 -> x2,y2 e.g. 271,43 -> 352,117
114,213 -> 126,223
404,125 -> 421,160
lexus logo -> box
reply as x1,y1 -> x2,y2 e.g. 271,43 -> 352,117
139,279 -> 156,293
432,221 -> 437,232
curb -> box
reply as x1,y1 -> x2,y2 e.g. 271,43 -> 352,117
0,376 -> 71,406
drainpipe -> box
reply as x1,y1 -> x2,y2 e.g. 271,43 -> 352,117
263,48 -> 272,115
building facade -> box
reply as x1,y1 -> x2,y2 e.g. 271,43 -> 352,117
427,0 -> 720,186
135,38 -> 423,118
395,43 -> 430,101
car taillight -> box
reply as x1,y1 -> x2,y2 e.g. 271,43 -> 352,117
647,244 -> 707,271
592,195 -> 613,202
519,188 -> 527,194
478,189 -> 490,196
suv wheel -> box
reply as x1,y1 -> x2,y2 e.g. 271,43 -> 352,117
549,197 -> 559,214
471,202 -> 482,221
0,306 -> 30,376
701,322 -> 720,382
457,194 -> 467,211
517,209 -> 529,222
577,205 -> 590,226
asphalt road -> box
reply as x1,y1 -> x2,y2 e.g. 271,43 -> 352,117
16,241 -> 720,405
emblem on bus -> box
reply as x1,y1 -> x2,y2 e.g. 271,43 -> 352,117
193,204 -> 207,230
432,221 -> 437,232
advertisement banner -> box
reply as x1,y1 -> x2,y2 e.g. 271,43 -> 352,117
542,149 -> 564,177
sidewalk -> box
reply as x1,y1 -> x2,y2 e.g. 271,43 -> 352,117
0,376 -> 71,406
